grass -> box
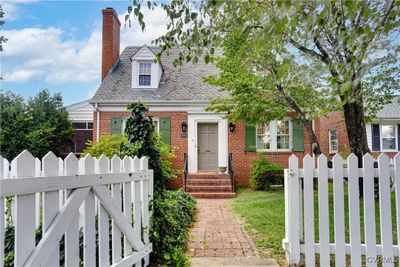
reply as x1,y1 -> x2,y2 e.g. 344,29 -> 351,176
231,188 -> 286,263
231,184 -> 399,265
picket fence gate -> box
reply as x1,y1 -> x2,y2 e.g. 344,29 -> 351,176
283,153 -> 400,267
0,150 -> 153,267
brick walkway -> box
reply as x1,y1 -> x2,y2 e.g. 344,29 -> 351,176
188,199 -> 257,258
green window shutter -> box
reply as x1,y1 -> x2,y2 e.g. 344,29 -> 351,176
110,117 -> 123,135
159,117 -> 171,144
292,119 -> 304,152
245,122 -> 256,152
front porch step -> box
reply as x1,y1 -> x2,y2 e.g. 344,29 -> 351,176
188,173 -> 230,179
188,192 -> 236,199
185,173 -> 235,198
186,178 -> 232,186
186,185 -> 233,192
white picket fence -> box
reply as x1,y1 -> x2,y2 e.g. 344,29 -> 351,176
283,153 -> 400,267
0,150 -> 153,267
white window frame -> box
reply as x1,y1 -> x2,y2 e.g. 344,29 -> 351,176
380,124 -> 397,152
138,62 -> 152,87
256,119 -> 292,152
122,117 -> 160,134
329,129 -> 338,154
152,117 -> 160,133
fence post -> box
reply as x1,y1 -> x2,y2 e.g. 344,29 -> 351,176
12,150 -> 36,267
97,154 -> 110,267
140,156 -> 150,266
111,155 -> 122,263
42,152 -> 60,267
64,153 -> 80,267
285,154 -> 301,265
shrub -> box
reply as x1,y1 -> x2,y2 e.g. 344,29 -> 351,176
81,134 -> 136,159
151,190 -> 197,266
82,134 -> 176,180
250,156 -> 284,190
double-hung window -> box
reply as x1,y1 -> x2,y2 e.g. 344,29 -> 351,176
381,125 -> 396,150
256,120 -> 291,151
256,124 -> 271,150
138,62 -> 151,86
329,129 -> 338,153
277,121 -> 290,149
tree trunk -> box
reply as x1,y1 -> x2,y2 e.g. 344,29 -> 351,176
303,119 -> 321,156
342,101 -> 370,162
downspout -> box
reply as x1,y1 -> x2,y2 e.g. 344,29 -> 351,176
95,103 -> 100,142
312,120 -> 315,167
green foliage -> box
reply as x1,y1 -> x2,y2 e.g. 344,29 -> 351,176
123,102 -> 168,192
151,190 -> 196,266
81,134 -> 138,159
0,90 -> 73,160
0,4 -> 7,52
127,0 -> 400,155
82,133 -> 177,180
250,156 -> 284,191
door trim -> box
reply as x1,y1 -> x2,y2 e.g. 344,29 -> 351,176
187,114 -> 228,173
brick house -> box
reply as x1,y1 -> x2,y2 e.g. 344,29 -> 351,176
89,8 -> 400,197
317,99 -> 400,159
87,8 -> 314,197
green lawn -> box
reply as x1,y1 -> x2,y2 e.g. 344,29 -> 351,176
231,188 -> 286,263
231,185 -> 399,265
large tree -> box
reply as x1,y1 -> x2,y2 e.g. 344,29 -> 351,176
0,90 -> 73,160
127,0 -> 399,159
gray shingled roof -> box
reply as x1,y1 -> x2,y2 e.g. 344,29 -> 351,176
91,46 -> 227,103
376,97 -> 400,118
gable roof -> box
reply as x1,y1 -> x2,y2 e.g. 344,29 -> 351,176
376,97 -> 400,119
91,46 -> 227,104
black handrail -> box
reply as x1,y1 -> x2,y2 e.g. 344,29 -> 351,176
228,153 -> 234,193
183,153 -> 188,191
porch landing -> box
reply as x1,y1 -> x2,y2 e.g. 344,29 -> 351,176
185,173 -> 235,198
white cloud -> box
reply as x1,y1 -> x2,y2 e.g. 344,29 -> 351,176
2,0 -> 38,21
119,7 -> 169,48
1,6 -> 168,85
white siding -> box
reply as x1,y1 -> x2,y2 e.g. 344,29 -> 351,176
66,101 -> 95,122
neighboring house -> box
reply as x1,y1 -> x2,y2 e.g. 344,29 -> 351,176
317,98 -> 400,158
88,8 -> 313,198
62,100 -> 95,156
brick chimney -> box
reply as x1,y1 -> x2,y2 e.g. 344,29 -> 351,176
102,8 -> 121,81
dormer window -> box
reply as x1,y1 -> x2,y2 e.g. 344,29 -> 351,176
139,62 -> 151,86
131,46 -> 162,89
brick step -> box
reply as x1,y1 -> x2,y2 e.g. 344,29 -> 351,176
186,178 -> 232,186
188,192 -> 236,199
188,173 -> 230,180
185,185 -> 233,193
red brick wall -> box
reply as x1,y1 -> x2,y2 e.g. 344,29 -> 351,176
317,111 -> 398,159
102,8 -> 120,81
317,111 -> 349,157
228,120 -> 314,187
95,111 -> 319,188
94,111 -> 187,189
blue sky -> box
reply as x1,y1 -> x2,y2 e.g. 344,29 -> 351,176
1,0 -> 168,105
